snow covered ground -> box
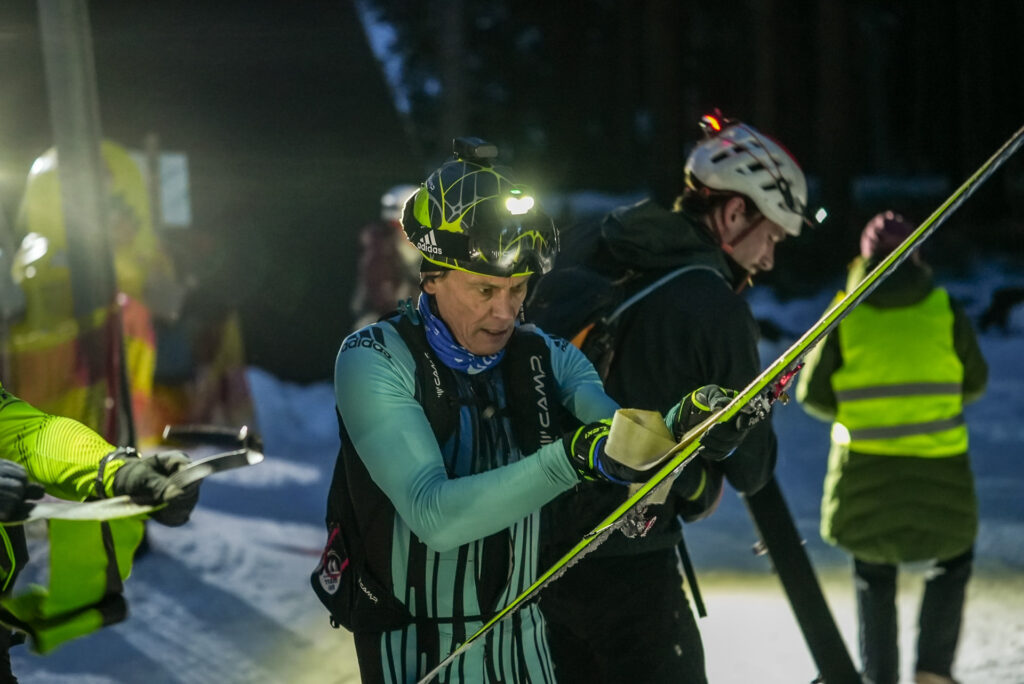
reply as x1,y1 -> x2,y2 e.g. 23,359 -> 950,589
10,260 -> 1024,683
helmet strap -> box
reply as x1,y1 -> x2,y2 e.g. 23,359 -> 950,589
721,196 -> 765,251
710,203 -> 760,294
709,200 -> 762,252
726,217 -> 763,250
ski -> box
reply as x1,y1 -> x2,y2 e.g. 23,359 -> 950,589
9,446 -> 265,524
419,123 -> 1024,683
743,477 -> 860,683
168,446 -> 264,489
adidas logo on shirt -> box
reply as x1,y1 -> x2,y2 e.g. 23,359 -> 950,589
341,326 -> 392,359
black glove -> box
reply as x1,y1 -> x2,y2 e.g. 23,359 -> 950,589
674,465 -> 725,523
112,451 -> 200,527
671,385 -> 757,461
564,420 -> 647,485
0,460 -> 45,522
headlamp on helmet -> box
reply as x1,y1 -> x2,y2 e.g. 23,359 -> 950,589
452,136 -> 498,164
505,188 -> 535,215
402,137 -> 558,277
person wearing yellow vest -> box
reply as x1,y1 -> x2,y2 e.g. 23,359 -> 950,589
6,140 -> 183,445
796,212 -> 988,684
0,380 -> 200,680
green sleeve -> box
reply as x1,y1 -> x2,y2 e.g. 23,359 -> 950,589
0,384 -> 120,501
951,300 -> 988,404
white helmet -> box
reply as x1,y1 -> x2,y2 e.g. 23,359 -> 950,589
684,113 -> 809,236
381,184 -> 420,222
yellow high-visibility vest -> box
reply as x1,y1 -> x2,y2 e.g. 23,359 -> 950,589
831,287 -> 967,457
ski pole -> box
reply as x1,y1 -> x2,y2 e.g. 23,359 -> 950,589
675,520 -> 706,618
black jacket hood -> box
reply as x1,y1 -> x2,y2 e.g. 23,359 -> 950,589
595,198 -> 748,288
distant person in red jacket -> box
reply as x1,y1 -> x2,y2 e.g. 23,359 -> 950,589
350,185 -> 422,330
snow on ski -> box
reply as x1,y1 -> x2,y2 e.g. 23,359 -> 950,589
418,123 -> 1024,683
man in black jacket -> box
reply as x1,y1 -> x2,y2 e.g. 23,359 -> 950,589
538,112 -> 812,683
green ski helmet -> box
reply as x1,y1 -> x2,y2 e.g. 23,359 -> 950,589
402,137 -> 558,277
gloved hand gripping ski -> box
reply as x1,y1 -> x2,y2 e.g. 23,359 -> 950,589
564,420 -> 648,484
110,450 -> 200,527
671,384 -> 760,460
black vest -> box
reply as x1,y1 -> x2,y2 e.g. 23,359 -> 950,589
314,312 -> 576,632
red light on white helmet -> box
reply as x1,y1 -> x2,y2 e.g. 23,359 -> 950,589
701,114 -> 723,133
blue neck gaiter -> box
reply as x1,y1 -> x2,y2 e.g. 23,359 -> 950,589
418,292 -> 505,375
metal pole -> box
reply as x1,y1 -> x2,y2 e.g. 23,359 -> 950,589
37,0 -> 115,315
37,0 -> 134,445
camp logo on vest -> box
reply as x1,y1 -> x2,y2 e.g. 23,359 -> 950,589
317,549 -> 347,595
342,327 -> 391,359
529,354 -> 555,440
357,577 -> 380,604
423,353 -> 445,399
415,231 -> 442,255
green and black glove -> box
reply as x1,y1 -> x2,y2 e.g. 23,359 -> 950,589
0,460 -> 45,522
111,450 -> 200,527
564,420 -> 648,485
671,385 -> 758,461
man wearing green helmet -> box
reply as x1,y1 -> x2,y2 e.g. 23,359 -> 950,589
319,138 -> 756,682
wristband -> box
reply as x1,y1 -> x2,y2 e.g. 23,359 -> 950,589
95,446 -> 139,499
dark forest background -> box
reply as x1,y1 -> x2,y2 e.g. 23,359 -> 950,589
373,0 -> 1024,293
1,0 -> 1022,382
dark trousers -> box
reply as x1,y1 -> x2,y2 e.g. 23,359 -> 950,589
854,548 -> 973,684
540,548 -> 706,684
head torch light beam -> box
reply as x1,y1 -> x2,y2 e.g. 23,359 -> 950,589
505,194 -> 535,215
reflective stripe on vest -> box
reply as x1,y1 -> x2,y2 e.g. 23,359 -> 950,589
832,287 -> 967,457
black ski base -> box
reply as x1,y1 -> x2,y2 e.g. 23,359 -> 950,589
743,476 -> 861,684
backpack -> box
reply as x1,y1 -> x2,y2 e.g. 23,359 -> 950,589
525,263 -> 718,380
